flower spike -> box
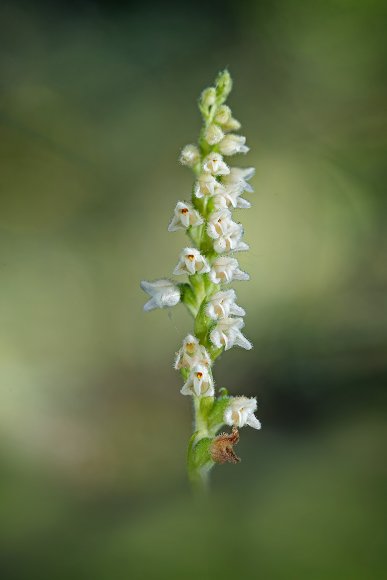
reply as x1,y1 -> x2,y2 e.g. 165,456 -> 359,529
140,70 -> 261,490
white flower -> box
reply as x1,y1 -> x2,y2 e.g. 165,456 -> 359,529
180,144 -> 200,167
180,364 -> 215,397
207,210 -> 249,253
205,289 -> 245,320
213,223 -> 249,254
204,124 -> 224,145
221,167 -> 255,193
212,183 -> 251,210
202,153 -> 230,176
173,247 -> 211,276
207,208 -> 233,239
194,173 -> 224,198
174,334 -> 211,370
224,397 -> 261,429
140,279 -> 181,312
168,201 -> 204,232
210,317 -> 252,350
213,178 -> 252,209
209,256 -> 249,284
218,134 -> 249,156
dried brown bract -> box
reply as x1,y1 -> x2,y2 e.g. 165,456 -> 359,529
210,427 -> 241,464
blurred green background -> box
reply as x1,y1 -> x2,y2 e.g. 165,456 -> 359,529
0,0 -> 386,578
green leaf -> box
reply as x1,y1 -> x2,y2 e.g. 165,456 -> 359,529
207,395 -> 230,434
190,437 -> 212,469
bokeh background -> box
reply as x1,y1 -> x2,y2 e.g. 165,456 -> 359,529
1,0 -> 386,578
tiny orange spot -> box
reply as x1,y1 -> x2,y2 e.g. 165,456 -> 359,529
196,372 -> 203,379
181,208 -> 189,214
187,254 -> 195,261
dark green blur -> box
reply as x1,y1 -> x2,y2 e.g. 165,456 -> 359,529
0,0 -> 386,578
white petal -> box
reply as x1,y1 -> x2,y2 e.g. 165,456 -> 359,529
180,382 -> 193,396
246,415 -> 261,429
168,216 -> 181,232
234,331 -> 253,350
236,198 -> 251,209
185,258 -> 196,275
233,268 -> 250,281
235,241 -> 250,252
230,303 -> 246,317
199,259 -> 211,274
143,297 -> 157,312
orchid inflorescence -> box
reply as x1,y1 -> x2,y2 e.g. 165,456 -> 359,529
141,70 -> 261,490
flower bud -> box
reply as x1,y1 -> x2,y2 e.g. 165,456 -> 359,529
204,123 -> 224,145
199,87 -> 217,117
214,105 -> 232,125
215,69 -> 233,103
180,144 -> 200,167
223,117 -> 241,132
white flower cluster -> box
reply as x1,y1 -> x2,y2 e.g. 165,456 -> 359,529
141,70 -> 261,442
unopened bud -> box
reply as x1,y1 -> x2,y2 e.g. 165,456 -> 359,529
199,87 -> 217,117
180,144 -> 200,167
204,123 -> 224,145
215,70 -> 233,103
214,105 -> 232,125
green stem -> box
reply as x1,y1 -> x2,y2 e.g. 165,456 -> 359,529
187,397 -> 213,493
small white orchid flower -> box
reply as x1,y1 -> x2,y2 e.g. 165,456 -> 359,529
194,173 -> 224,198
210,317 -> 252,350
205,289 -> 245,320
140,279 -> 181,312
207,212 -> 248,253
204,124 -> 225,145
180,364 -> 215,397
209,256 -> 249,284
202,152 -> 230,176
168,201 -> 204,232
218,134 -> 249,156
224,396 -> 261,429
211,222 -> 249,253
180,144 -> 200,167
174,334 -> 211,370
173,247 -> 211,276
212,183 -> 251,210
207,208 -> 234,239
221,167 -> 255,193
